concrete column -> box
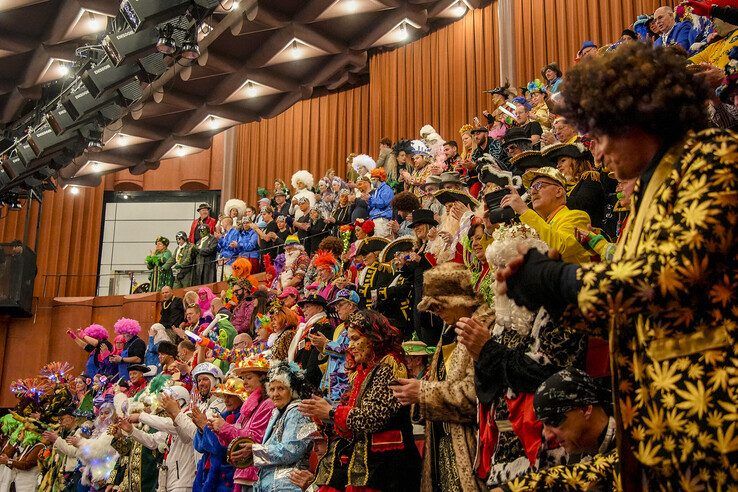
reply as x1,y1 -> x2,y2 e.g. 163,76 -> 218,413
497,0 -> 517,87
221,126 -> 237,202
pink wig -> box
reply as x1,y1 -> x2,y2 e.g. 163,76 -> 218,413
197,287 -> 216,312
82,324 -> 109,340
113,317 -> 141,336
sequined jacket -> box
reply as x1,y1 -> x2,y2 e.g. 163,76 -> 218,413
565,129 -> 738,490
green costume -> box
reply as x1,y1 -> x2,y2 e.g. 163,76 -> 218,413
146,236 -> 174,291
172,241 -> 195,289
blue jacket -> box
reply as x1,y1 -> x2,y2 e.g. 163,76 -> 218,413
218,228 -> 242,263
238,228 -> 260,259
144,336 -> 162,372
194,408 -> 239,492
368,182 -> 394,220
252,401 -> 316,492
654,21 -> 691,51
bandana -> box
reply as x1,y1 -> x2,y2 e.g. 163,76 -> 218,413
533,368 -> 606,426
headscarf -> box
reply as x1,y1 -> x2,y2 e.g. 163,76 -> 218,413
533,368 -> 609,426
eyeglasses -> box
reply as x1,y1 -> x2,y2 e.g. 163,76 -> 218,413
530,180 -> 561,192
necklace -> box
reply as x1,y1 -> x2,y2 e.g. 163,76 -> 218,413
163,300 -> 172,310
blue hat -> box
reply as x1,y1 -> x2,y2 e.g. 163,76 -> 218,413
329,289 -> 360,306
577,41 -> 597,57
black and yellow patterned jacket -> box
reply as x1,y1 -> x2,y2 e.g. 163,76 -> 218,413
564,128 -> 738,490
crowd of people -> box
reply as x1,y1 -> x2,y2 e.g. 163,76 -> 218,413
2,2 -> 738,491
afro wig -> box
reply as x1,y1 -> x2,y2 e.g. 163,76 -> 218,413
113,318 -> 141,336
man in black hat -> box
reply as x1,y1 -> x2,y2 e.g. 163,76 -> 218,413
492,369 -> 616,492
290,293 -> 333,388
398,209 -> 445,344
172,231 -> 195,288
354,237 -> 393,308
503,126 -> 535,159
188,203 -> 217,243
193,224 -> 218,285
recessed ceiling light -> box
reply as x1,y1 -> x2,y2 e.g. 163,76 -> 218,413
118,133 -> 127,145
122,193 -> 130,200
90,161 -> 102,172
397,23 -> 409,41
208,116 -> 219,130
58,64 -> 70,77
344,0 -> 357,12
290,40 -> 302,59
69,186 -> 80,195
176,145 -> 186,157
87,12 -> 102,30
230,0 -> 239,11
245,81 -> 258,98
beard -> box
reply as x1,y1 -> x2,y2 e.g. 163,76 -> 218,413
284,248 -> 302,266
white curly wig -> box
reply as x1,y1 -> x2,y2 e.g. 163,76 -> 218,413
351,154 -> 376,174
291,170 -> 314,190
420,124 -> 437,139
223,198 -> 247,218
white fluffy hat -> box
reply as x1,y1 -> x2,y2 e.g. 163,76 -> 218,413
351,154 -> 377,174
420,124 -> 437,139
224,198 -> 247,217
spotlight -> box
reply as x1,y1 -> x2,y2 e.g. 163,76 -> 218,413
157,24 -> 177,55
208,116 -> 219,130
90,161 -> 103,172
118,133 -> 128,145
180,26 -> 200,60
87,12 -> 102,30
69,186 -> 80,196
58,64 -> 70,77
122,193 -> 130,200
290,40 -> 302,60
451,2 -> 466,17
176,145 -> 186,157
344,0 -> 357,12
397,23 -> 408,41
86,127 -> 104,152
181,38 -> 200,60
245,81 -> 257,98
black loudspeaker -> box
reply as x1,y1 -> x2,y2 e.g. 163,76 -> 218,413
0,244 -> 37,317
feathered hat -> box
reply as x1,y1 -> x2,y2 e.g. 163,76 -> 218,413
392,139 -> 413,156
351,154 -> 377,174
267,361 -> 312,399
526,79 -> 547,94
409,140 -> 431,157
224,198 -> 247,218
291,170 -> 314,189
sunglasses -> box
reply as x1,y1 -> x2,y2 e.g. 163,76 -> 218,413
540,412 -> 568,427
530,180 -> 561,192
